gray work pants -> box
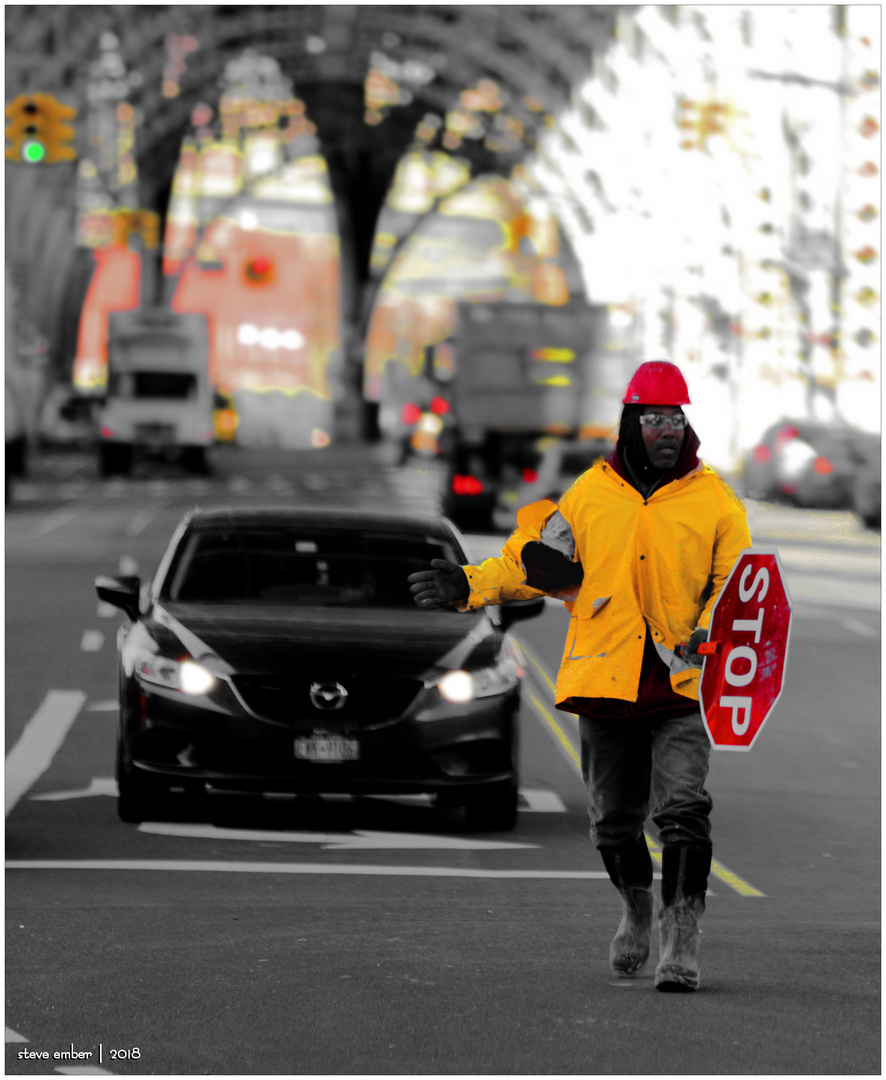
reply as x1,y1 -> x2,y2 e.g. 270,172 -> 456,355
578,710 -> 713,849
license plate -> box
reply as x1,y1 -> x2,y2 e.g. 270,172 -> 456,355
294,734 -> 359,763
136,425 -> 175,446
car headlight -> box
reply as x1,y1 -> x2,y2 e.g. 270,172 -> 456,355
133,648 -> 217,696
432,645 -> 523,704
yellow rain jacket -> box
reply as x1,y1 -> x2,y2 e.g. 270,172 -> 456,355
457,459 -> 751,713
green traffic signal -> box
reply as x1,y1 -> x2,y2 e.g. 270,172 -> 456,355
22,139 -> 46,163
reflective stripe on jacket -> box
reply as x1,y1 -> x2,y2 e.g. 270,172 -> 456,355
458,460 -> 751,712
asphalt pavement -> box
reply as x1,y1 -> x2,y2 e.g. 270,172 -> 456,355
5,444 -> 881,1075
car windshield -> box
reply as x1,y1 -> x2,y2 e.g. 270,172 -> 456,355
163,527 -> 464,609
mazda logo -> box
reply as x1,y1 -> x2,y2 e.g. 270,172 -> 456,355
309,681 -> 348,711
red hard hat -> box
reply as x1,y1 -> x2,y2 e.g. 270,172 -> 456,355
622,360 -> 691,405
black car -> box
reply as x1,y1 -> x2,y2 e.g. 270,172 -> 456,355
96,507 -> 543,831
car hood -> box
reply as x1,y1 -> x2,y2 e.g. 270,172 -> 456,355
150,602 -> 500,676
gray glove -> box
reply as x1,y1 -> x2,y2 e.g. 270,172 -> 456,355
407,559 -> 470,609
682,627 -> 709,670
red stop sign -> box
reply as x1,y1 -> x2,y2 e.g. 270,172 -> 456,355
699,548 -> 793,750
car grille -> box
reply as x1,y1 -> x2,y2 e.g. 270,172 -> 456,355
230,673 -> 424,727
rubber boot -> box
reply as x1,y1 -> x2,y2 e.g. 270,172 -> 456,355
600,836 -> 655,977
654,843 -> 712,993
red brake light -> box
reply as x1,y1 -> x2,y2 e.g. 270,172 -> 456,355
753,446 -> 771,464
774,425 -> 798,453
452,475 -> 484,496
813,456 -> 835,475
522,468 -> 539,483
401,402 -> 422,425
101,425 -> 115,438
430,395 -> 450,416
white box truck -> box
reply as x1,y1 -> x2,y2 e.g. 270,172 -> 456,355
98,309 -> 214,476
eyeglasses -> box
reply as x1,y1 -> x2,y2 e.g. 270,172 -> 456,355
638,412 -> 688,430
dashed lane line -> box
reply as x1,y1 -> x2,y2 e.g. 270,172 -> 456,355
80,631 -> 104,652
124,509 -> 154,537
32,508 -> 80,537
5,691 -> 87,816
840,617 -> 877,637
513,636 -> 765,898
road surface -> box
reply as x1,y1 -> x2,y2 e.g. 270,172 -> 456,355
6,446 -> 880,1074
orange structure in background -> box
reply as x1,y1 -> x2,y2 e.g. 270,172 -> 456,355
165,137 -> 342,449
71,245 -> 142,391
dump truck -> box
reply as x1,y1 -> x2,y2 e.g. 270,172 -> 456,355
433,300 -> 637,530
98,308 -> 214,476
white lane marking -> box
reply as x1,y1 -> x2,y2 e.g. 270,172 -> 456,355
96,601 -> 117,618
139,822 -> 537,851
520,788 -> 568,812
55,1067 -> 112,1075
228,476 -> 252,494
125,509 -> 154,537
6,860 -> 626,880
5,691 -> 87,816
118,555 -> 138,575
30,779 -> 565,815
33,509 -> 80,536
6,1028 -> 28,1042
840,617 -> 877,637
32,778 -> 119,802
86,701 -> 118,712
80,631 -> 104,652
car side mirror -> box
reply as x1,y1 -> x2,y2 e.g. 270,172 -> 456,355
95,574 -> 141,620
499,596 -> 546,628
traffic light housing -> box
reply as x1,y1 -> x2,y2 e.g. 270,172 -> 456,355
116,209 -> 160,250
5,93 -> 77,164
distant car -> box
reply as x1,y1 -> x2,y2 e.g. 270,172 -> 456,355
847,432 -> 881,530
741,419 -> 878,511
96,507 -> 544,830
493,435 -> 614,532
37,386 -> 97,450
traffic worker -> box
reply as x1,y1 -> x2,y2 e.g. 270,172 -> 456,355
407,359 -> 752,992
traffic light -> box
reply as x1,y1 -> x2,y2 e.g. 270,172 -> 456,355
5,93 -> 77,164
114,209 -> 162,250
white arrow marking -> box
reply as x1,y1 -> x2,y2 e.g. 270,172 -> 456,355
96,601 -> 118,618
28,779 -> 568,815
139,822 -> 537,850
519,788 -> 567,812
31,778 -> 119,802
6,1027 -> 28,1043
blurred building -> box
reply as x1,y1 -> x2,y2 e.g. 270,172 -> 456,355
528,5 -> 881,473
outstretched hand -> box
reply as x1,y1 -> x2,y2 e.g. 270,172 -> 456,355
407,558 -> 470,609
